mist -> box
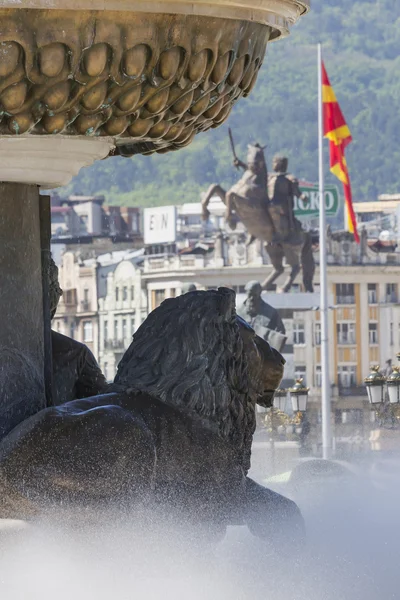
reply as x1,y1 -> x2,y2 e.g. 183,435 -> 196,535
0,452 -> 398,600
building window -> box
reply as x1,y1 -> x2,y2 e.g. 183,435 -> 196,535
123,286 -> 128,301
336,322 -> 356,345
170,288 -> 176,298
84,288 -> 89,302
294,365 -> 306,383
131,286 -> 135,301
293,321 -> 305,345
104,362 -> 108,381
386,283 -> 397,303
122,319 -> 127,339
338,365 -> 357,388
104,320 -> 108,341
152,289 -> 166,310
131,318 -> 135,337
336,283 -> 355,305
314,322 -> 321,346
132,212 -> 140,233
368,283 -> 377,304
115,287 -> 119,302
65,289 -> 75,305
70,322 -> 75,339
83,320 -> 93,342
390,322 -> 394,346
368,323 -> 378,345
56,321 -> 61,333
114,319 -> 118,339
315,366 -> 322,388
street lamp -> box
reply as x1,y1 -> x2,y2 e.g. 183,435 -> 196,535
289,378 -> 309,413
273,388 -> 288,412
364,364 -> 400,430
387,367 -> 400,405
364,366 -> 386,405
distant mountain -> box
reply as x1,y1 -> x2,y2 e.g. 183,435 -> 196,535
61,0 -> 400,209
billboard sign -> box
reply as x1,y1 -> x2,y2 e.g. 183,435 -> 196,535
144,206 -> 177,244
295,183 -> 340,219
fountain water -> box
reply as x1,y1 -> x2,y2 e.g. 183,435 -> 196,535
0,2 -> 314,595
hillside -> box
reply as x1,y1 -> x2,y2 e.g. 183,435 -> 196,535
60,0 -> 400,207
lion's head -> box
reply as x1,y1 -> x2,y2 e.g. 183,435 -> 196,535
113,287 -> 284,473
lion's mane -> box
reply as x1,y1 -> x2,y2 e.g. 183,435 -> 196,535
113,287 -> 263,473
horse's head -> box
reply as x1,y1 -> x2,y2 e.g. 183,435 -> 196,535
247,143 -> 268,183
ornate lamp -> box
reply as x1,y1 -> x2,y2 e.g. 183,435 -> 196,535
364,366 -> 386,405
387,367 -> 400,405
273,388 -> 288,412
289,378 -> 309,412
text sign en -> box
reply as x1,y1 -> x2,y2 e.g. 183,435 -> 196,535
294,183 -> 340,219
144,206 -> 177,244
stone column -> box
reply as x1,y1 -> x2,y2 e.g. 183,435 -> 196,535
0,183 -> 46,438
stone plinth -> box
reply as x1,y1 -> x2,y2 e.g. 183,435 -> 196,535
0,183 -> 46,437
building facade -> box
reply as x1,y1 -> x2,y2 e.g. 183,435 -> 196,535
53,251 -> 100,359
53,225 -> 400,452
97,255 -> 147,381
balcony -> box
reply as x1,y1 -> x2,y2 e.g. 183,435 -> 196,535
336,296 -> 355,305
56,303 -> 76,316
385,293 -> 398,304
80,301 -> 92,313
104,339 -> 126,351
337,337 -> 356,345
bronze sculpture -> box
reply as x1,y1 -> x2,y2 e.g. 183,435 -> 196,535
49,258 -> 108,405
0,288 -> 303,547
237,281 -> 287,352
202,144 -> 315,293
0,8 -> 271,157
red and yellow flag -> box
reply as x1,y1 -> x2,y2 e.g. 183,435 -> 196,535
322,61 -> 359,243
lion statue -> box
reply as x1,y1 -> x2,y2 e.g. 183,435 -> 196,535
0,288 -> 303,546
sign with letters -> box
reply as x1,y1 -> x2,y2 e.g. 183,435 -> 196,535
144,206 -> 177,245
295,183 -> 340,219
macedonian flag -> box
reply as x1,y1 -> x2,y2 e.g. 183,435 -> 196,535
322,61 -> 359,243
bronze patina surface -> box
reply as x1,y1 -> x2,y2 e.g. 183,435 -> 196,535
0,10 -> 270,155
0,288 -> 304,553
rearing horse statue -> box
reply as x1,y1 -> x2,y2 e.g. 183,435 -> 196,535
201,145 -> 315,293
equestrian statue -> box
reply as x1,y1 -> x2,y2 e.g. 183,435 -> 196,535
201,134 -> 315,293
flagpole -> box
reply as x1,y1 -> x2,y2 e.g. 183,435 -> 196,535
318,43 -> 332,460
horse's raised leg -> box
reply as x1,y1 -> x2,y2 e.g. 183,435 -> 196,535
301,233 -> 315,292
281,244 -> 301,293
225,191 -> 240,230
201,184 -> 227,220
262,244 -> 285,291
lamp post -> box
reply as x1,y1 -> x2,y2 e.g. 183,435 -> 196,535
289,378 -> 310,413
288,378 -> 311,456
267,388 -> 288,474
365,365 -> 400,429
273,388 -> 288,413
265,380 -> 311,466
